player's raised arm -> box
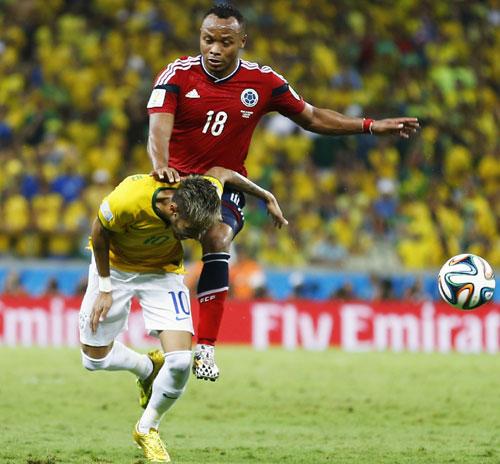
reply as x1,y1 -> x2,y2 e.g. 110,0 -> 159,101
89,217 -> 113,332
289,102 -> 420,138
204,167 -> 288,228
147,112 -> 180,182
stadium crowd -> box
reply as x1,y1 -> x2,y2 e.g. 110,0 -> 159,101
0,0 -> 498,273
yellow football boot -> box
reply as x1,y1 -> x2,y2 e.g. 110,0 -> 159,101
137,349 -> 165,409
133,423 -> 171,463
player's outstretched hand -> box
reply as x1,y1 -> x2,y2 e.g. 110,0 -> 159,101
371,118 -> 420,138
150,167 -> 181,183
90,293 -> 113,333
265,193 -> 288,228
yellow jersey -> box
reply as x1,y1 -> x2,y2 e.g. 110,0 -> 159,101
95,174 -> 222,274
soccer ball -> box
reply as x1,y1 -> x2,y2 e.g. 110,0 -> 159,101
438,254 -> 496,310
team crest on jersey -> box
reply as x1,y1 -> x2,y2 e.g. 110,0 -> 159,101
241,88 -> 259,107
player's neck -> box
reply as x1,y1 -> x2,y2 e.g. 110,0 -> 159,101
202,57 -> 240,80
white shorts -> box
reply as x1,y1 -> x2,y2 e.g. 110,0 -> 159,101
79,260 -> 194,347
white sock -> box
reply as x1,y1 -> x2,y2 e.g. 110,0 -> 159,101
81,341 -> 152,379
138,350 -> 192,433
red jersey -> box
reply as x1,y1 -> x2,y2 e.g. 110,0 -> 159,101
147,55 -> 306,177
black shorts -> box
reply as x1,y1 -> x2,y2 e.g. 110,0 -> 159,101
221,188 -> 245,236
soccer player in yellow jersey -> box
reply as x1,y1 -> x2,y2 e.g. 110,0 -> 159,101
78,167 -> 286,462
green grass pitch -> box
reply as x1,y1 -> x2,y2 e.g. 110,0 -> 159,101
1,347 -> 500,463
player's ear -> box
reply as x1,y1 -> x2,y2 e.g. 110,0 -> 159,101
240,34 -> 247,49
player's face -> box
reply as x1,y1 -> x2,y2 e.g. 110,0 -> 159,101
200,14 -> 246,78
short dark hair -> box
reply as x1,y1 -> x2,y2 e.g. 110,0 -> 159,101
172,176 -> 221,233
203,3 -> 245,30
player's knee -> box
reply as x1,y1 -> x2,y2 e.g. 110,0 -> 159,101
81,350 -> 111,371
158,350 -> 192,397
167,350 -> 192,386
201,224 -> 233,252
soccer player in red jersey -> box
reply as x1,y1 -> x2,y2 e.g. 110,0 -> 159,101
146,4 -> 420,381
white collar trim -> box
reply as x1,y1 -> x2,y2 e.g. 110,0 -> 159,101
201,57 -> 241,83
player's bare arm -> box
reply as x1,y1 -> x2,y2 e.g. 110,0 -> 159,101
290,102 -> 420,138
147,112 -> 180,182
89,217 -> 113,333
204,167 -> 288,228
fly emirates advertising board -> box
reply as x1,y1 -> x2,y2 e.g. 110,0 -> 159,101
1,296 -> 499,353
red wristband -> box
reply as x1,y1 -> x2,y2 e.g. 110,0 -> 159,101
363,118 -> 374,134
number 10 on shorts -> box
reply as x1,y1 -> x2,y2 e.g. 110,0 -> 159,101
168,291 -> 191,319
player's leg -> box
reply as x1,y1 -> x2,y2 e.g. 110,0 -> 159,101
80,341 -> 154,378
79,262 -> 153,380
136,330 -> 192,432
194,188 -> 245,380
133,331 -> 191,463
133,274 -> 194,462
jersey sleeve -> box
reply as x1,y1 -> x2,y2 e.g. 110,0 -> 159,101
97,182 -> 135,233
265,68 -> 306,116
147,58 -> 186,115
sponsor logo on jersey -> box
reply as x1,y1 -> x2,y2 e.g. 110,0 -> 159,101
241,88 -> 259,107
147,88 -> 166,108
185,89 -> 200,98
